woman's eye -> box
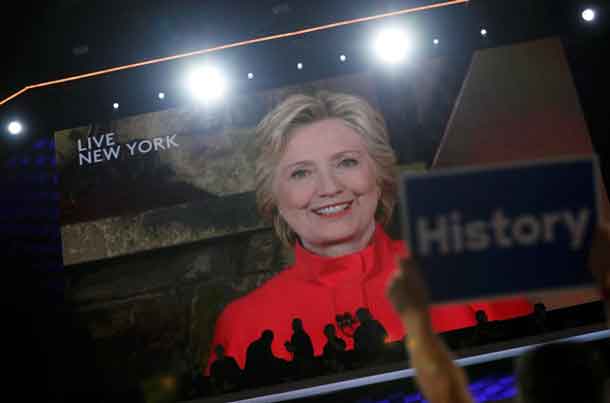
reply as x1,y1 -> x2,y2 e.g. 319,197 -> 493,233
339,158 -> 359,168
290,169 -> 310,180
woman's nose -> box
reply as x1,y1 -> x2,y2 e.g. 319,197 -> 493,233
317,170 -> 342,197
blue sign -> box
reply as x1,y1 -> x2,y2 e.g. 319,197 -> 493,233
399,156 -> 600,304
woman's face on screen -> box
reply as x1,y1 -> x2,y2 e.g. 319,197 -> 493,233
272,118 -> 380,256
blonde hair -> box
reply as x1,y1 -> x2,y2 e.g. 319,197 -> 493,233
255,91 -> 397,246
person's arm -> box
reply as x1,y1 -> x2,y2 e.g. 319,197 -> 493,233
327,336 -> 346,352
382,323 -> 388,342
388,259 -> 474,403
207,304 -> 249,374
285,339 -> 294,353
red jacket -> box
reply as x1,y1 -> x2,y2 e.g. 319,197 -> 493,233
207,224 -> 532,372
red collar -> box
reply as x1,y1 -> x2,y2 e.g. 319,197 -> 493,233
293,223 -> 394,287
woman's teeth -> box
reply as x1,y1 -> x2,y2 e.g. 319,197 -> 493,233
315,203 -> 350,215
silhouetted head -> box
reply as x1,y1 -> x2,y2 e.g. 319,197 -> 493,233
356,308 -> 371,322
292,318 -> 303,332
214,344 -> 225,359
534,302 -> 547,318
261,329 -> 274,344
516,342 -> 607,403
324,324 -> 336,338
475,310 -> 488,324
534,302 -> 546,312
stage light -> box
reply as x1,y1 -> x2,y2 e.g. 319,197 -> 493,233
113,102 -> 119,109
7,121 -> 23,135
187,66 -> 227,103
0,0 -> 471,108
297,62 -> 303,70
582,8 -> 596,22
158,92 -> 165,100
480,28 -> 488,37
433,38 -> 440,45
374,28 -> 412,64
340,54 -> 347,62
247,72 -> 254,79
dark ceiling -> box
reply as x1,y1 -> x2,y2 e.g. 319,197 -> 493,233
0,0 -> 607,149
0,0 -> 604,94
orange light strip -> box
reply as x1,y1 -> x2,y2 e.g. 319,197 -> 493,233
0,0 -> 467,107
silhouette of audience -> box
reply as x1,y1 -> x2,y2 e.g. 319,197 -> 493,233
471,309 -> 505,345
209,344 -> 242,393
200,299 -> 606,398
532,302 -> 548,333
322,324 -> 347,372
285,318 -> 315,378
335,312 -> 358,338
354,308 -> 388,364
244,329 -> 283,387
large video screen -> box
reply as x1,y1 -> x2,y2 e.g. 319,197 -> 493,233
54,37 -> 602,402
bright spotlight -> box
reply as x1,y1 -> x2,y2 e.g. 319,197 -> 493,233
158,92 -> 165,100
8,121 -> 23,135
433,38 -> 440,45
113,102 -> 119,109
247,72 -> 254,79
339,54 -> 347,62
374,28 -> 411,64
480,28 -> 488,37
297,62 -> 303,70
187,66 -> 227,103
582,8 -> 596,22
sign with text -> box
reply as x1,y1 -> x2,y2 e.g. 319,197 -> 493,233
400,157 -> 600,304
76,132 -> 180,166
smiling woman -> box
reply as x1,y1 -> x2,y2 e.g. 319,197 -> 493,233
273,119 -> 380,257
207,91 -> 533,373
